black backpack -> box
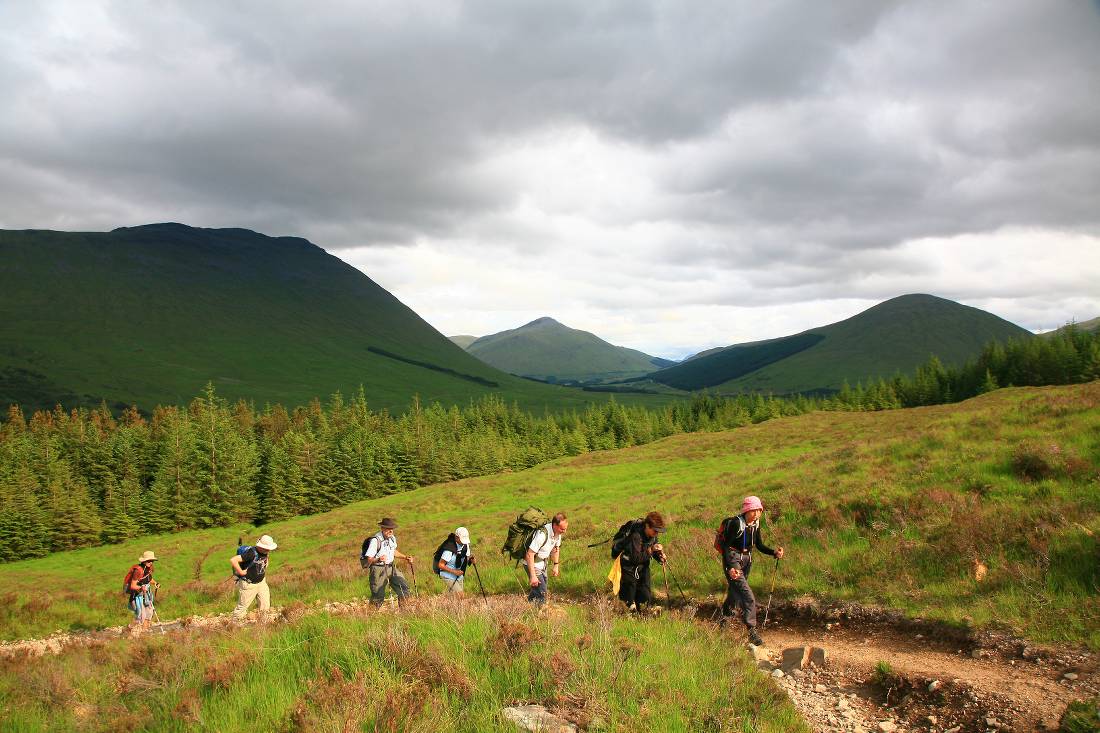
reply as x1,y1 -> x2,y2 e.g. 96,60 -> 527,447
610,519 -> 640,559
432,534 -> 458,576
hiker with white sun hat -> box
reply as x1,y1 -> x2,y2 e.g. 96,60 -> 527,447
230,534 -> 278,619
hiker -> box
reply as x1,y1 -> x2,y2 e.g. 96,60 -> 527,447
436,526 -> 474,594
719,496 -> 784,645
611,511 -> 667,611
126,551 -> 159,628
362,517 -> 414,607
231,534 -> 277,619
524,512 -> 567,606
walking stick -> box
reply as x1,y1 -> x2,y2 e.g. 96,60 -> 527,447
406,558 -> 419,599
661,562 -> 672,611
471,561 -> 489,606
762,556 -> 780,628
662,560 -> 691,604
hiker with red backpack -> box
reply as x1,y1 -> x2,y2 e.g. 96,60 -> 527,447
231,534 -> 278,619
362,518 -> 414,607
124,551 -> 159,628
716,496 -> 784,645
610,511 -> 667,612
435,526 -> 474,594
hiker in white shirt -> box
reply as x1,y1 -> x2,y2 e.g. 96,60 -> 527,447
362,517 -> 414,607
524,512 -> 568,606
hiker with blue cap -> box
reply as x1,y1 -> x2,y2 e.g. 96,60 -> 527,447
717,496 -> 784,645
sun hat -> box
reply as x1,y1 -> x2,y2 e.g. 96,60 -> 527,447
455,527 -> 471,544
741,496 -> 764,513
379,517 -> 398,529
256,535 -> 278,551
138,551 -> 157,563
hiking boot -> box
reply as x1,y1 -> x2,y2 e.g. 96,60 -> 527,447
747,627 -> 765,646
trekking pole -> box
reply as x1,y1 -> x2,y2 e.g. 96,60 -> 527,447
661,562 -> 672,611
407,558 -> 419,599
662,560 -> 691,604
762,556 -> 780,629
471,561 -> 489,606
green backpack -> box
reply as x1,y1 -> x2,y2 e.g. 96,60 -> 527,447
501,507 -> 551,563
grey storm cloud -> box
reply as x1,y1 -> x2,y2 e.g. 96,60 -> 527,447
1,0 -> 1098,348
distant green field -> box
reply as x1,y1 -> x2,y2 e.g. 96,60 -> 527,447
0,225 -> 674,414
0,382 -> 1096,647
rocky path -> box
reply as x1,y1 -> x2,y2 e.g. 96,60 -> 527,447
2,597 -> 1096,732
750,612 -> 1098,733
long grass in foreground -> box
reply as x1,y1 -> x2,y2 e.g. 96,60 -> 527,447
0,383 -> 1096,646
0,599 -> 806,733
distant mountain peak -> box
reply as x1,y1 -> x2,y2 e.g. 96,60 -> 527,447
522,317 -> 562,328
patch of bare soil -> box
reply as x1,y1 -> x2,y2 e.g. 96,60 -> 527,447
741,606 -> 1098,733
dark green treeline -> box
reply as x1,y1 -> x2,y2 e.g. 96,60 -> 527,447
1,326 -> 1096,562
0,386 -> 808,561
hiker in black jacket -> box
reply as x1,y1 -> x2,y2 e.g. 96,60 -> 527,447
719,496 -> 784,645
611,511 -> 667,611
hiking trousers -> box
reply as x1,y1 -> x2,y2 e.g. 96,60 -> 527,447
369,564 -> 410,605
722,553 -> 757,627
527,569 -> 547,606
233,577 -> 271,619
618,562 -> 652,608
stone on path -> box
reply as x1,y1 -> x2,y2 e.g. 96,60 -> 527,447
782,645 -> 828,672
749,644 -> 770,663
502,705 -> 577,733
877,721 -> 897,733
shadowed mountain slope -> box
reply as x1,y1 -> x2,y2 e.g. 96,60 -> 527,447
0,224 -> 661,412
648,294 -> 1032,393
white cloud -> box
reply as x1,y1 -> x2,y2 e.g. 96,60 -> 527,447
1,0 -> 1099,356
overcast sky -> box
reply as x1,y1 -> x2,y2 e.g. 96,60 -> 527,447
3,1 -> 1099,359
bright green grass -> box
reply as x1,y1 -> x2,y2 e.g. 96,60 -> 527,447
0,383 -> 1097,646
0,600 -> 807,733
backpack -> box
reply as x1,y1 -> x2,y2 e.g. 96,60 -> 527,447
501,507 -> 551,562
713,515 -> 748,554
610,519 -> 639,559
360,533 -> 383,569
432,534 -> 459,576
122,564 -> 143,595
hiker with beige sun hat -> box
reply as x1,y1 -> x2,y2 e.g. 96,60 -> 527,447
230,534 -> 278,619
124,550 -> 159,628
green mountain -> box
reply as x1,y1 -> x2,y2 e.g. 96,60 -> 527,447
464,317 -> 673,383
0,224 -> 666,413
448,335 -> 479,349
1040,317 -> 1100,338
647,294 -> 1033,393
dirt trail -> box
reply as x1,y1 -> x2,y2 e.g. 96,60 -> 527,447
1,596 -> 1096,732
751,611 -> 1098,732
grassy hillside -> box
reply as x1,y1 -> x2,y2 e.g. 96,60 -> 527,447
0,381 -> 1095,648
0,600 -> 803,733
0,225 -> 670,413
649,294 -> 1033,394
466,317 -> 670,383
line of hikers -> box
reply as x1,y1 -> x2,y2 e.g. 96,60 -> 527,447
123,495 -> 785,644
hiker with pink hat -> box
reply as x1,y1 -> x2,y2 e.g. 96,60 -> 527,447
715,496 -> 784,645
